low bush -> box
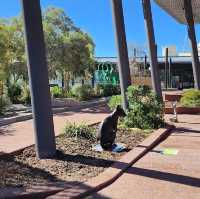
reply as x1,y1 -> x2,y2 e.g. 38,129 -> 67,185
20,84 -> 31,105
62,89 -> 74,98
95,84 -> 120,97
108,95 -> 122,110
0,95 -> 9,115
94,84 -> 104,97
71,84 -> 94,101
50,86 -> 63,98
180,89 -> 200,107
7,83 -> 22,104
123,85 -> 164,129
63,123 -> 95,140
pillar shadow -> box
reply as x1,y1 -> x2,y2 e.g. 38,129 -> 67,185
0,125 -> 15,136
175,127 -> 200,134
0,154 -> 111,199
126,167 -> 200,188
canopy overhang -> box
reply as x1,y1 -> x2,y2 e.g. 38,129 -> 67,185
154,0 -> 200,24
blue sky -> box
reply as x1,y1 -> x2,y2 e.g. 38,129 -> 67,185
1,0 -> 200,57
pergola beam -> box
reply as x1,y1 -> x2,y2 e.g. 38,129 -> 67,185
21,0 -> 56,158
142,0 -> 162,99
111,0 -> 131,110
184,0 -> 200,89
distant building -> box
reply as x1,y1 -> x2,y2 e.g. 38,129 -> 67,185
178,52 -> 191,56
178,42 -> 200,56
162,46 -> 177,56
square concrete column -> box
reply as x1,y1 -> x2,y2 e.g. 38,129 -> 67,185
142,0 -> 162,100
184,0 -> 200,89
111,0 -> 131,110
21,0 -> 56,158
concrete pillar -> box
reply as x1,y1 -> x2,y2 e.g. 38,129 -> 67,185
142,0 -> 162,99
111,0 -> 131,110
21,0 -> 56,158
184,0 -> 200,89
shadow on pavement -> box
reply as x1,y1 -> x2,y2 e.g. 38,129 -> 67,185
126,167 -> 200,188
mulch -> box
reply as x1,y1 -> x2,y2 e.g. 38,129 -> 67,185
0,125 -> 150,189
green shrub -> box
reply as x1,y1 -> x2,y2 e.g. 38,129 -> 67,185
71,84 -> 94,101
50,86 -> 63,98
94,84 -> 104,97
20,84 -> 31,105
96,84 -> 120,97
0,95 -> 9,115
124,85 -> 164,129
8,83 -> 22,104
62,89 -> 73,98
108,95 -> 122,110
63,123 -> 95,140
180,89 -> 200,107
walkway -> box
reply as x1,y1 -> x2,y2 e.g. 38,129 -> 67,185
0,104 -> 110,153
90,114 -> 200,199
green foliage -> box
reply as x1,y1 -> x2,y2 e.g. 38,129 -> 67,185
124,85 -> 164,129
108,95 -> 122,110
71,84 -> 94,101
94,84 -> 104,97
43,7 -> 95,91
63,123 -> 95,140
20,84 -> 31,105
180,89 -> 200,107
94,84 -> 120,97
0,95 -> 9,115
7,83 -> 22,104
50,86 -> 63,98
62,89 -> 74,98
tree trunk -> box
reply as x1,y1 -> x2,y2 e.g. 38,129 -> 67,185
81,79 -> 84,85
63,71 -> 70,92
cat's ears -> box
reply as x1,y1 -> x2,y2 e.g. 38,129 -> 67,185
116,105 -> 121,110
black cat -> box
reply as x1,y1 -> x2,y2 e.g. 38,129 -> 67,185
97,105 -> 126,150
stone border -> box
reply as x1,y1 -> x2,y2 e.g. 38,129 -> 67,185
165,106 -> 200,114
0,124 -> 174,199
0,97 -> 109,127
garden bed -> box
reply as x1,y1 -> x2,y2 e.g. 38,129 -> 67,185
0,125 -> 151,189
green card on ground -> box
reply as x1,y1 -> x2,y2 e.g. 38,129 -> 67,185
161,148 -> 178,155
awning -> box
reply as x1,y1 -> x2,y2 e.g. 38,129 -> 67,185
154,0 -> 200,24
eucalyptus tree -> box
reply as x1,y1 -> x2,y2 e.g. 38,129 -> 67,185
43,7 -> 95,91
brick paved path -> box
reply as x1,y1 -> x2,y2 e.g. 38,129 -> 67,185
0,104 -> 110,153
91,114 -> 200,199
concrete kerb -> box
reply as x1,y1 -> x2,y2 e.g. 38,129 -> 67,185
46,124 -> 174,199
0,97 -> 109,127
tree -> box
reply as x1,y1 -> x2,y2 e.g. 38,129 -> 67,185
0,17 -> 27,84
43,7 -> 95,91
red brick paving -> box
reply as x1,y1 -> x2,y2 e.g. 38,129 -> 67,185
0,104 -> 110,153
91,114 -> 200,199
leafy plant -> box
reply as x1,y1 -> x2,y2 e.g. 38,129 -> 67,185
63,123 -> 95,140
124,85 -> 164,129
108,95 -> 122,110
7,83 -> 22,104
95,84 -> 120,97
94,84 -> 104,97
0,95 -> 9,115
20,84 -> 31,105
50,86 -> 63,98
180,89 -> 200,107
71,84 -> 94,101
